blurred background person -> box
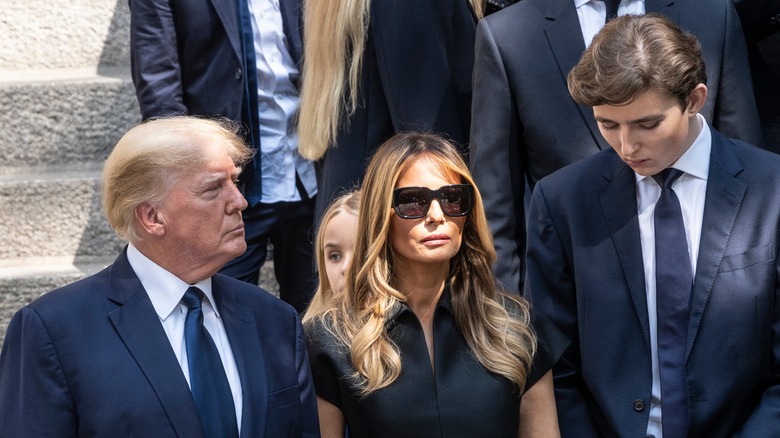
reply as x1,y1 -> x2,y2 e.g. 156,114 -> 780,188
733,0 -> 780,152
304,132 -> 567,437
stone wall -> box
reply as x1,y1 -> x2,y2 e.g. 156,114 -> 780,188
0,0 -> 277,348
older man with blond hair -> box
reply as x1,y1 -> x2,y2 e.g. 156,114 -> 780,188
0,117 -> 319,437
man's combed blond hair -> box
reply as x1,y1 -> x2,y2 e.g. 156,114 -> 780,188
297,0 -> 484,160
305,132 -> 535,395
102,116 -> 253,243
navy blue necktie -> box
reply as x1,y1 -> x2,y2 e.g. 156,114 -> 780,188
182,287 -> 239,438
653,169 -> 691,437
604,0 -> 620,22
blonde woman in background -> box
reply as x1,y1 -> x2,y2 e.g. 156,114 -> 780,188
298,0 -> 484,222
304,132 -> 567,437
303,190 -> 361,323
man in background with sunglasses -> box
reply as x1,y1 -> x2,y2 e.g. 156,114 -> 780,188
525,15 -> 780,436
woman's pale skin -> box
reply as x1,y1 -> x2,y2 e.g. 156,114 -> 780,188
322,211 -> 359,295
318,157 -> 559,437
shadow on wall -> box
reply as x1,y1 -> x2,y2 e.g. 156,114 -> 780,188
75,0 -> 140,267
98,0 -> 133,74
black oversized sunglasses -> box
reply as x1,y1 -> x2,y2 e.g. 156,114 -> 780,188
392,184 -> 473,219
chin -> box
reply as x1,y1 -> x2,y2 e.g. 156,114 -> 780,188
226,241 -> 248,258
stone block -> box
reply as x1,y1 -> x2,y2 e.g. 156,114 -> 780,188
0,164 -> 125,259
0,70 -> 140,167
0,0 -> 130,70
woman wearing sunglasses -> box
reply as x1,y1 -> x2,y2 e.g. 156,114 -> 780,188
303,132 -> 567,437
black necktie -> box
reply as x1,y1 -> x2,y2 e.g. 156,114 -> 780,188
604,0 -> 621,22
182,287 -> 239,438
653,169 -> 691,437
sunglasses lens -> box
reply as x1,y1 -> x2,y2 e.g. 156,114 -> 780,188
440,186 -> 471,216
395,188 -> 431,218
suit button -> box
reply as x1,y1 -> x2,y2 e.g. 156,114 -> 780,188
633,400 -> 645,411
235,68 -> 242,79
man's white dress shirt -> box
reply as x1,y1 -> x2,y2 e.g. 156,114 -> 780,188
127,243 -> 243,431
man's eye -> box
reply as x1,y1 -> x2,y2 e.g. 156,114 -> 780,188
600,123 -> 618,131
640,122 -> 661,130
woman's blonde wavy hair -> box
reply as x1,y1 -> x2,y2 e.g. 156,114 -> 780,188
297,0 -> 484,160
305,132 -> 536,395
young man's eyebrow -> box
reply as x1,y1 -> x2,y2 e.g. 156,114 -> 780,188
594,114 -> 665,124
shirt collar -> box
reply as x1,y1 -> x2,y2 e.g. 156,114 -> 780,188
126,243 -> 217,320
385,287 -> 453,328
634,113 -> 711,184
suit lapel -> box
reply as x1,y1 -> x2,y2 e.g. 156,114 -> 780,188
687,132 -> 746,359
598,155 -> 652,346
543,0 -> 609,151
213,277 -> 269,437
211,0 -> 243,61
107,251 -> 204,437
645,0 -> 678,22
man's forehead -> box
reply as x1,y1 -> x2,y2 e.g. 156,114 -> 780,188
593,90 -> 677,122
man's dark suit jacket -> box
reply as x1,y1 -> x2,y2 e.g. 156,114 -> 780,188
0,249 -> 319,436
129,0 -> 303,193
733,0 -> 780,152
314,0 -> 477,220
469,0 -> 763,294
525,129 -> 780,437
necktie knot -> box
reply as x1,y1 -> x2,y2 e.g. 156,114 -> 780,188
182,287 -> 204,310
653,168 -> 684,189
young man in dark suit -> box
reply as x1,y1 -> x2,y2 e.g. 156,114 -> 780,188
526,14 -> 780,437
470,0 -> 763,295
0,117 -> 319,437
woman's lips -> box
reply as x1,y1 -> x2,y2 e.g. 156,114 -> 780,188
421,233 -> 450,245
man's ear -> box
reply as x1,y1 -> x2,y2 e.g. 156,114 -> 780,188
686,83 -> 708,115
135,202 -> 165,237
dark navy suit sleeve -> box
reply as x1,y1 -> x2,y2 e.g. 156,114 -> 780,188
129,0 -> 188,119
525,182 -> 602,437
295,314 -> 321,437
0,308 -> 77,436
470,18 -> 526,295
